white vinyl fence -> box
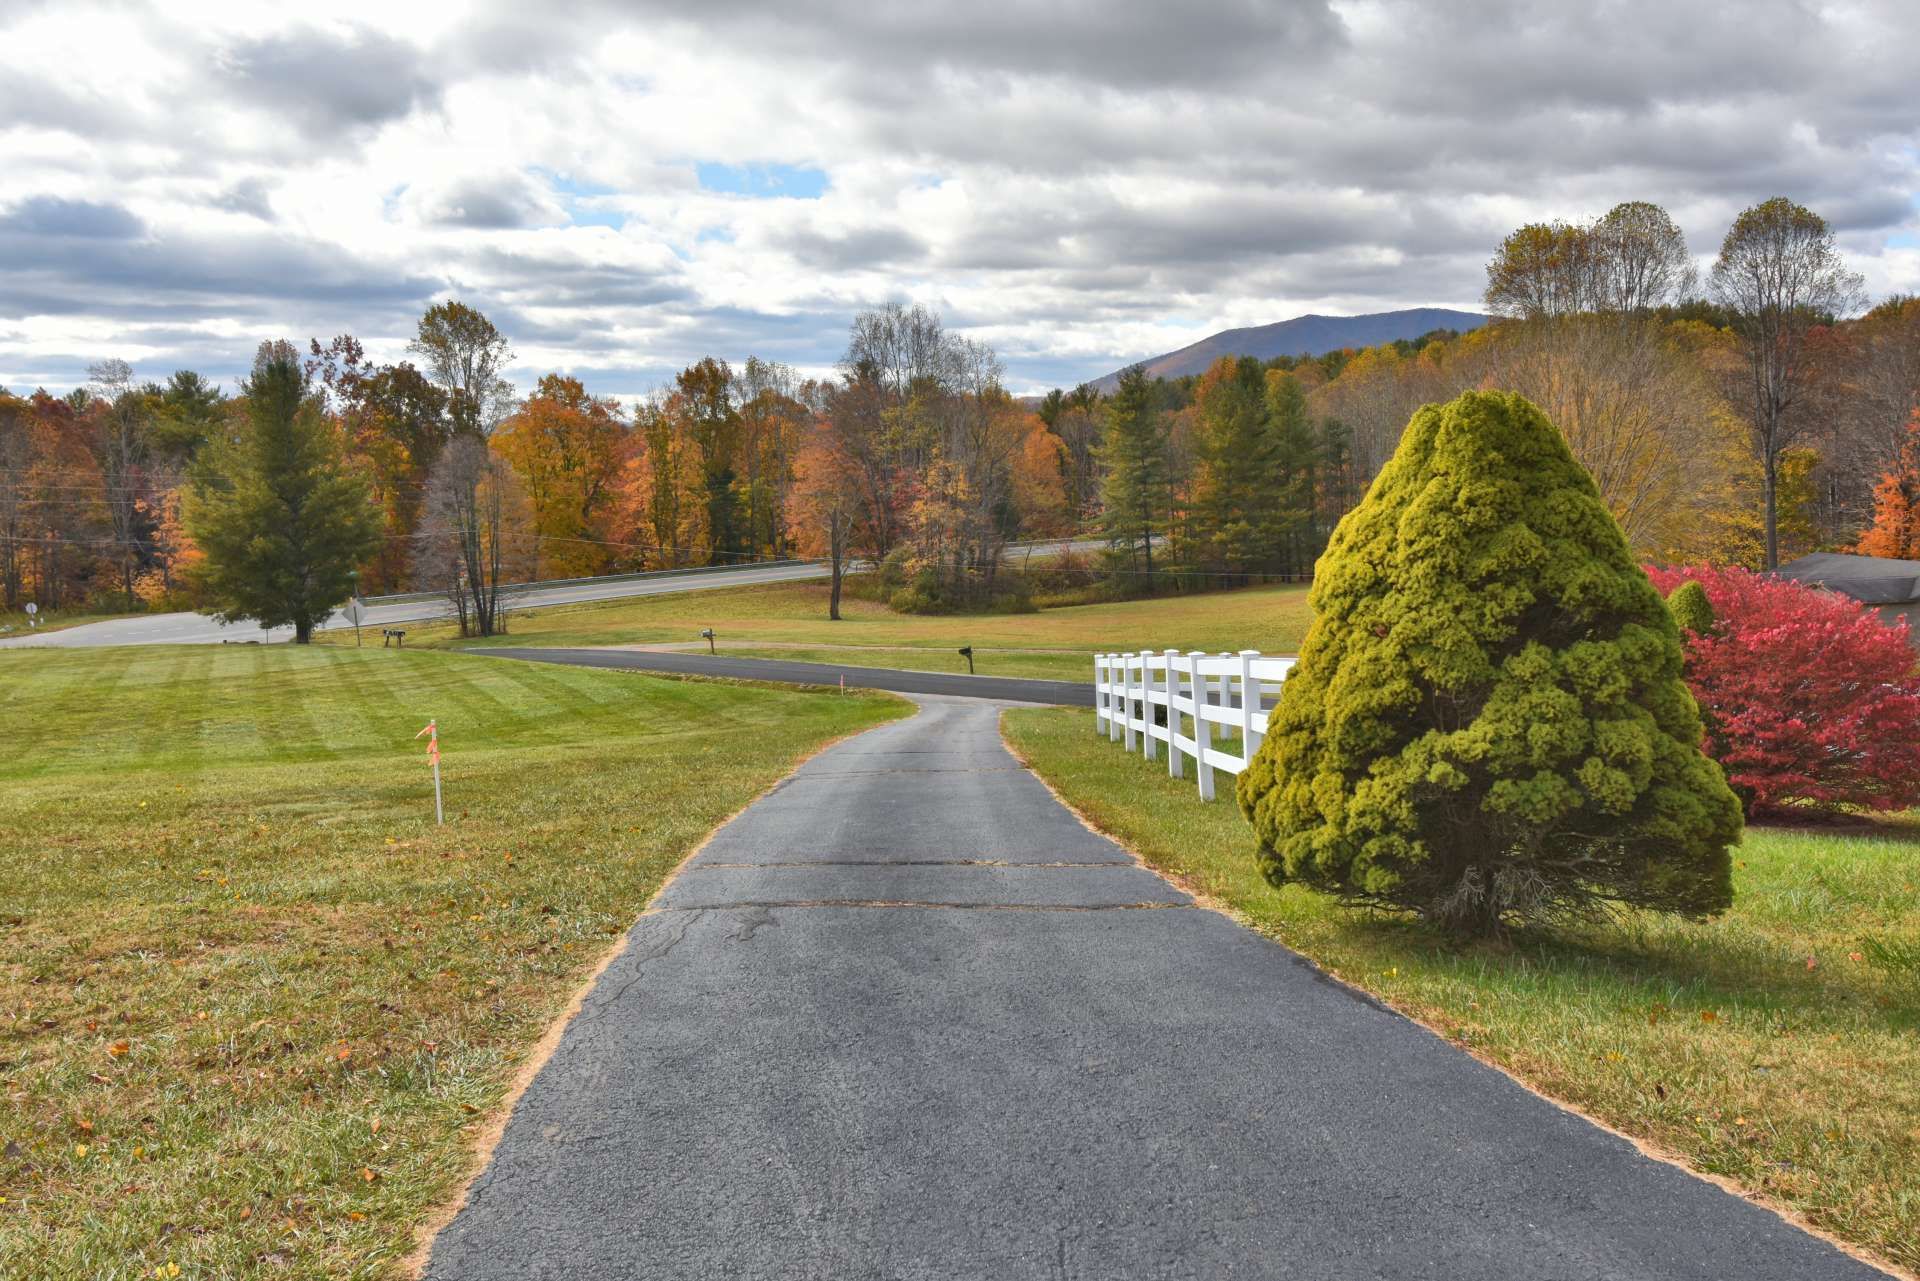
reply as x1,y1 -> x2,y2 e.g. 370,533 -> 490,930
1093,651 -> 1296,800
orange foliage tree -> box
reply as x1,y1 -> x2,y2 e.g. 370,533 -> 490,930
1857,406 -> 1920,559
615,391 -> 710,569
494,375 -> 633,577
790,419 -> 863,618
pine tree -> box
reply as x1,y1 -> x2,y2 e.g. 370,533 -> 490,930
184,342 -> 383,643
1236,390 -> 1742,936
1186,357 -> 1276,580
1263,370 -> 1320,575
1096,365 -> 1171,583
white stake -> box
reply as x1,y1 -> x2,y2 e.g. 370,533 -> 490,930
416,719 -> 444,825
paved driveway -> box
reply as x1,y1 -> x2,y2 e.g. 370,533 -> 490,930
422,696 -> 1885,1280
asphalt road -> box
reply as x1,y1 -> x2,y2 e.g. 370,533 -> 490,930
0,560 -> 835,648
423,697 -> 1885,1281
0,538 -> 1102,650
479,646 -> 1095,706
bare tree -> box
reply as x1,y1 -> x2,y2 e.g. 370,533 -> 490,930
1827,296 -> 1920,533
1591,201 -> 1696,315
408,301 -> 518,436
415,437 -> 538,637
87,358 -> 151,609
1709,197 -> 1867,568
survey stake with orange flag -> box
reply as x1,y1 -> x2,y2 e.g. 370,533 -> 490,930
416,719 -> 443,825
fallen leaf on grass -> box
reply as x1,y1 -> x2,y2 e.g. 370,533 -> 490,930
1700,1010 -> 1718,1024
109,1041 -> 130,1058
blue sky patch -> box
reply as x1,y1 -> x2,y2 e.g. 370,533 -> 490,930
540,169 -> 627,229
696,162 -> 828,199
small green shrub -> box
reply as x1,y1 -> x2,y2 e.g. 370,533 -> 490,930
1666,579 -> 1715,635
1236,390 -> 1742,936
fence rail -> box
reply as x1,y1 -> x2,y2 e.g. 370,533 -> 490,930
1093,650 -> 1296,800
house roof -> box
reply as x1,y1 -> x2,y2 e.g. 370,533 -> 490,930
1775,552 -> 1920,606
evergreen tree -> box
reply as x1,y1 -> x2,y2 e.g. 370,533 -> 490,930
1263,370 -> 1320,575
185,342 -> 383,643
1187,356 -> 1277,580
1237,390 -> 1742,936
1096,365 -> 1171,583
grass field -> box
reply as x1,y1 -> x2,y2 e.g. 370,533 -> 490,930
1003,708 -> 1920,1274
321,579 -> 1316,683
0,645 -> 904,1280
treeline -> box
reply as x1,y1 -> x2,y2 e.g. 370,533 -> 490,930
1085,196 -> 1914,582
8,193 -> 1919,629
0,302 -> 1074,631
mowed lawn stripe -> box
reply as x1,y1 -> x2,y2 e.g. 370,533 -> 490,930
0,645 -> 906,1280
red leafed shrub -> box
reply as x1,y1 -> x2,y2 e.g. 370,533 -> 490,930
1645,564 -> 1920,816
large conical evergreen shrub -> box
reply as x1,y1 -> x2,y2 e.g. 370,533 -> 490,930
1236,391 -> 1741,935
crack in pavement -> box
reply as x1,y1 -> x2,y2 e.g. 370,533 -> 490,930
686,859 -> 1133,869
646,900 -> 1196,913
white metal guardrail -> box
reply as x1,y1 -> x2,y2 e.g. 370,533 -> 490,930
1094,651 -> 1296,800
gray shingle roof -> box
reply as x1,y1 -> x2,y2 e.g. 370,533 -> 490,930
1774,553 -> 1920,605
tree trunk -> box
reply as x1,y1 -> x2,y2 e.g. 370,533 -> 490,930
1762,445 -> 1780,570
828,529 -> 844,621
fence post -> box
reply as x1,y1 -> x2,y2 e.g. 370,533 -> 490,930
1108,654 -> 1123,743
1093,654 -> 1107,735
1190,650 -> 1214,800
1122,653 -> 1137,752
1140,649 -> 1158,762
1163,648 -> 1183,779
1239,649 -> 1262,759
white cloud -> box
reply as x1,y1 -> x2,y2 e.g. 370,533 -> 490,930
0,0 -> 1915,396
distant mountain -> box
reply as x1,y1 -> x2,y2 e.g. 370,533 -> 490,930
1087,308 -> 1488,393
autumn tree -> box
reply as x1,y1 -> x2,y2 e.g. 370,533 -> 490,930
494,374 -> 631,577
621,391 -> 710,568
791,420 -> 862,619
1709,197 -> 1866,568
735,356 -> 807,559
307,335 -> 454,592
1472,204 -> 1747,558
1012,415 -> 1070,536
408,301 -> 517,435
184,342 -> 382,643
1858,407 -> 1920,559
87,358 -> 155,609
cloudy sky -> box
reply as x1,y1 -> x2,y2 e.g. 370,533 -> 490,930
2,0 -> 1917,399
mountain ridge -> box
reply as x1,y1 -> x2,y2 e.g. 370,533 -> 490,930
1087,307 -> 1487,392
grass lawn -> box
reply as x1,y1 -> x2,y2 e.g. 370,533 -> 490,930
0,645 -> 905,1279
321,579 -> 1314,684
1004,707 -> 1920,1276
